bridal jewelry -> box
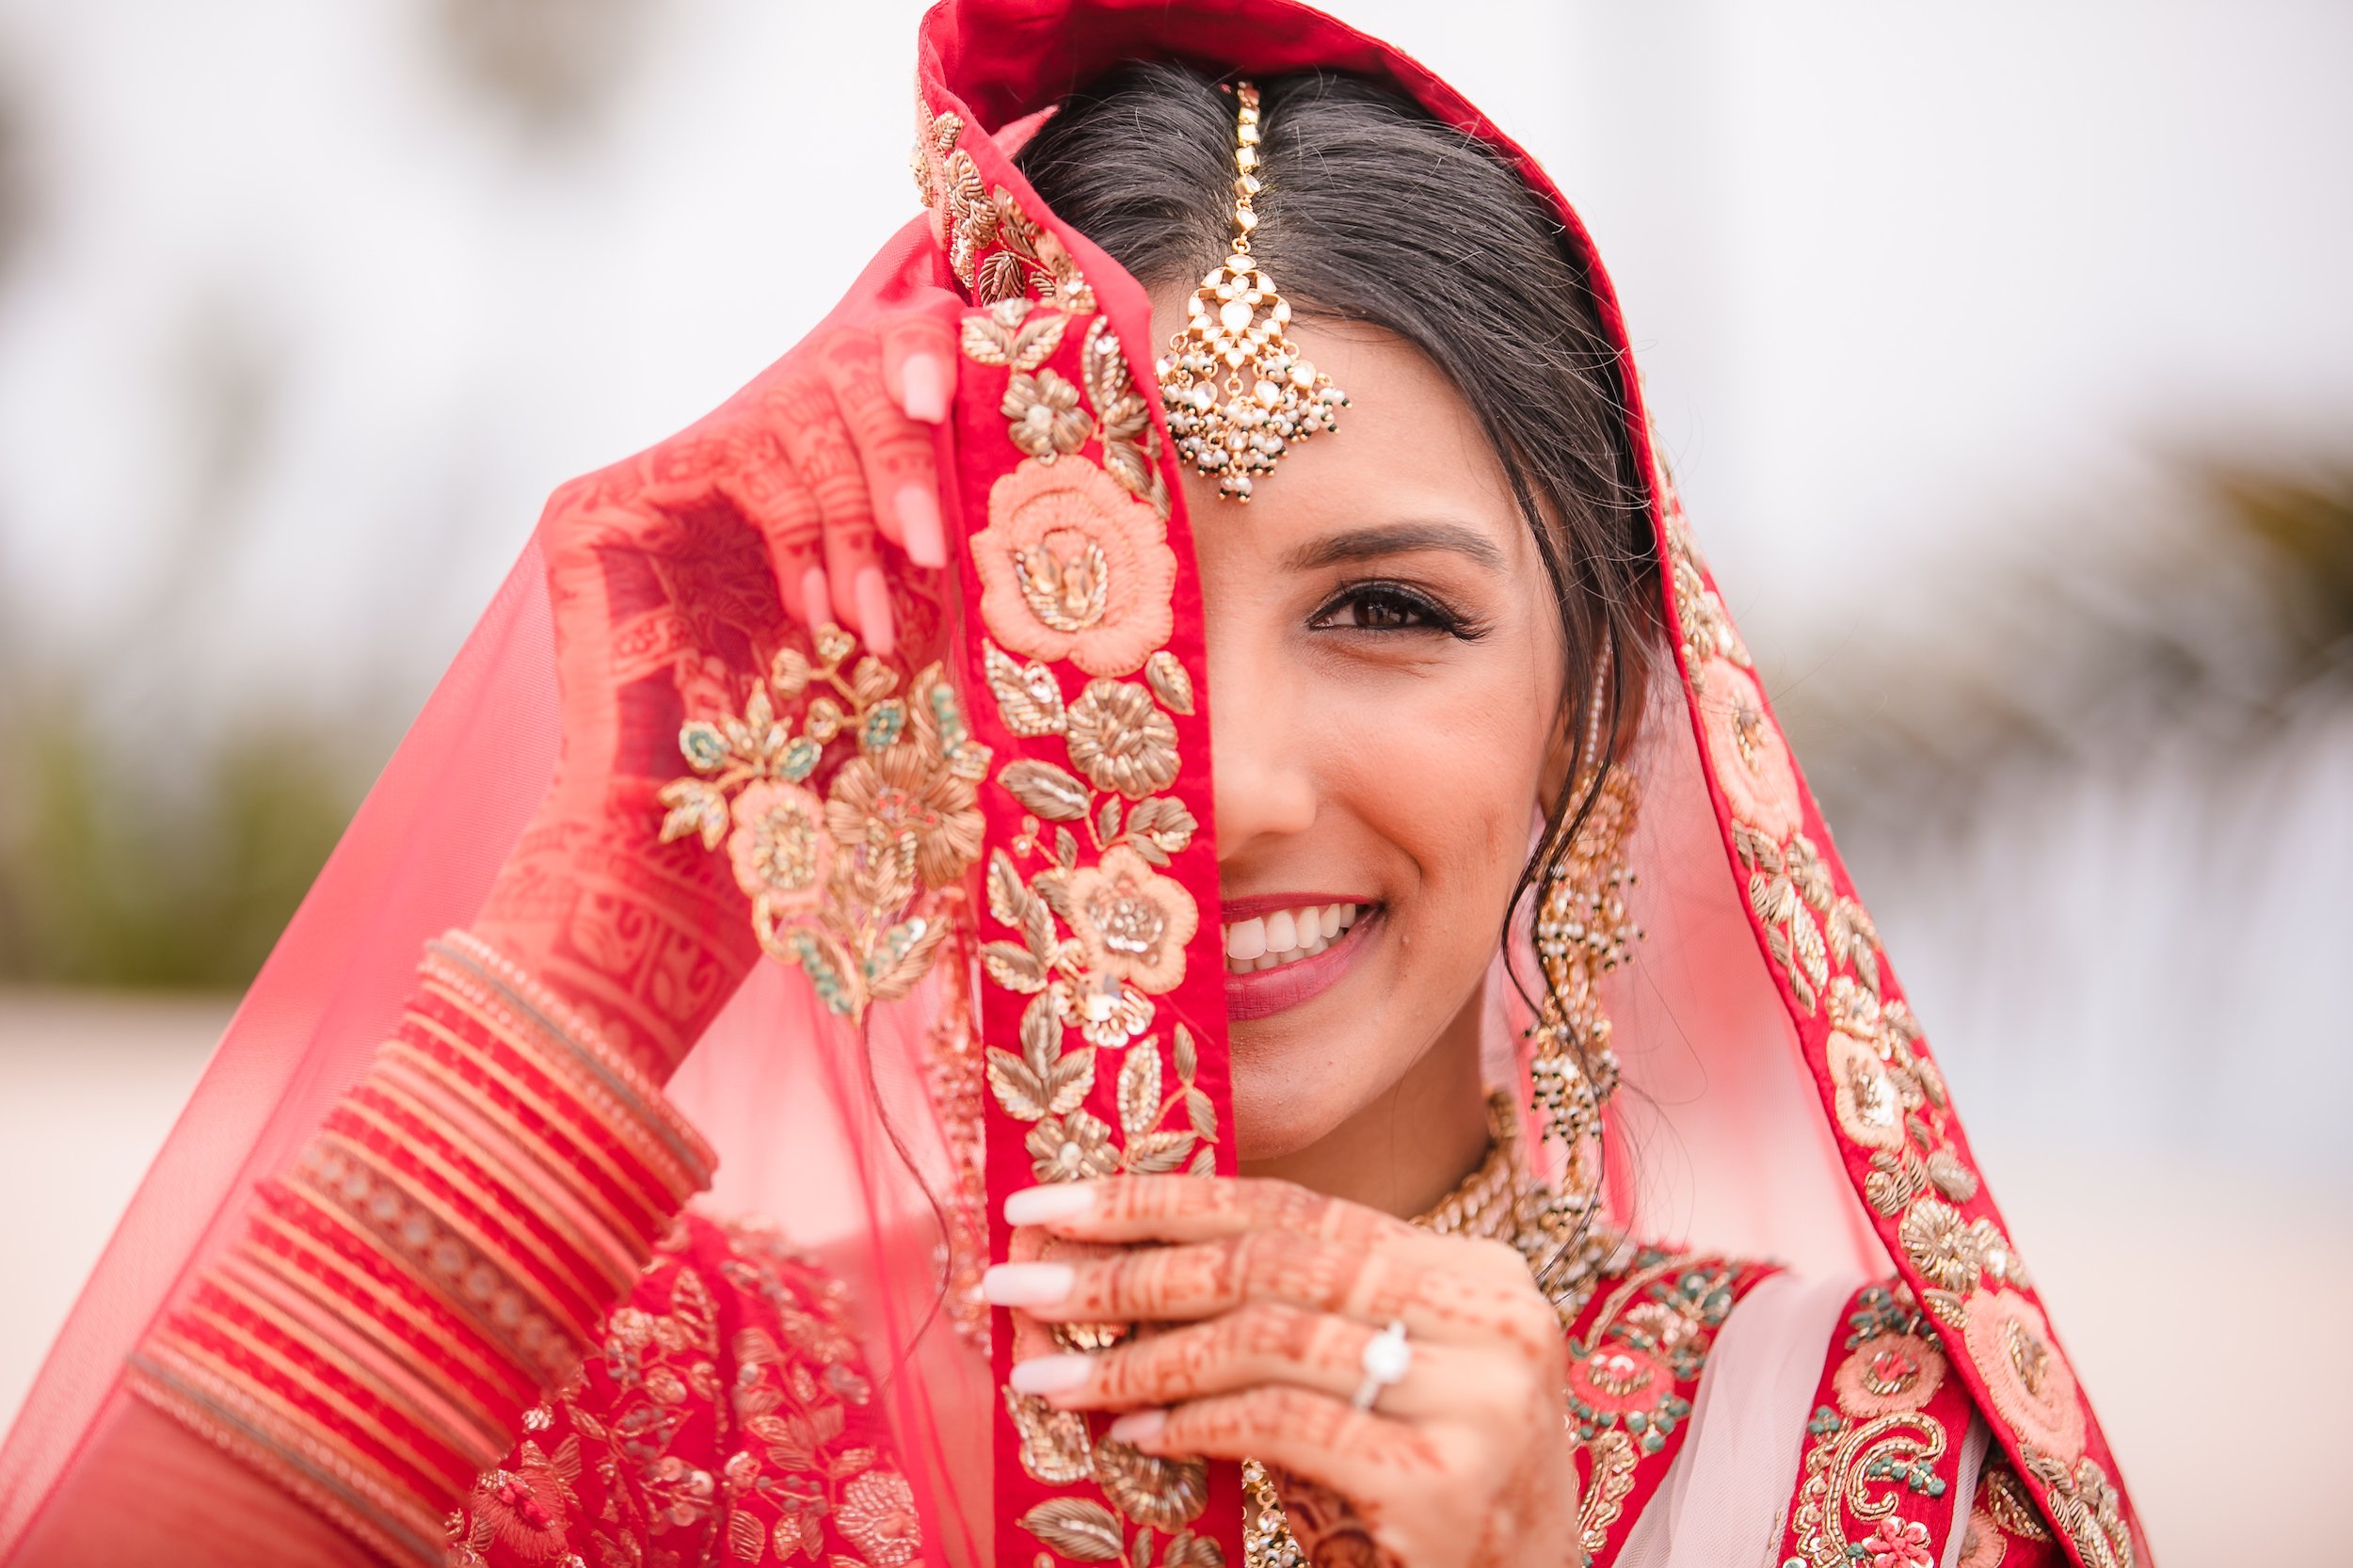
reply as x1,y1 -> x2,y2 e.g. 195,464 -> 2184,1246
1156,81 -> 1347,501
1351,1320 -> 1412,1413
1242,1093 -> 1626,1568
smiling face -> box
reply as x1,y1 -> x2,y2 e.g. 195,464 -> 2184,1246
1153,292 -> 1577,1166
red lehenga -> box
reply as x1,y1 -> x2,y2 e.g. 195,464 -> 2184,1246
0,3 -> 2148,1567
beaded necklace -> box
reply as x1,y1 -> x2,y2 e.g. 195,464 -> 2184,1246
1241,1094 -> 1618,1568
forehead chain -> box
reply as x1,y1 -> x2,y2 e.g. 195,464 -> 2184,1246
1154,81 -> 1349,503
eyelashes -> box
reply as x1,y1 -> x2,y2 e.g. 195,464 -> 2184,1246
1306,579 -> 1490,642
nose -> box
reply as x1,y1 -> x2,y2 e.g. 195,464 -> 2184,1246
1209,662 -> 1318,860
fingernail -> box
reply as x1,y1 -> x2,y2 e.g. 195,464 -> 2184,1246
1004,1184 -> 1096,1227
895,484 -> 945,568
799,567 -> 831,632
1008,1353 -> 1095,1397
1107,1409 -> 1167,1445
856,566 -> 894,658
899,353 -> 949,424
981,1261 -> 1073,1307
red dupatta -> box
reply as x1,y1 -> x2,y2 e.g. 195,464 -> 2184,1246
0,4 -> 2146,1567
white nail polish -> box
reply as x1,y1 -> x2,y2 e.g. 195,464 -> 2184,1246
1008,1353 -> 1095,1396
900,353 -> 949,424
1004,1184 -> 1096,1226
1107,1408 -> 1167,1444
981,1261 -> 1074,1307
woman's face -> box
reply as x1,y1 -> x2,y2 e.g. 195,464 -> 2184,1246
1150,294 -> 1573,1160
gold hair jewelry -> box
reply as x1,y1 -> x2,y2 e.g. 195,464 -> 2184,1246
1156,81 -> 1346,502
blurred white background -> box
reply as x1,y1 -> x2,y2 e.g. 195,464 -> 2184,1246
2,2 -> 2349,1561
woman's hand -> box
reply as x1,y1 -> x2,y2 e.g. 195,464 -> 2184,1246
472,295 -> 962,1074
988,1177 -> 1582,1568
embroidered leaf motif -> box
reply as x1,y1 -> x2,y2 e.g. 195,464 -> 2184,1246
1128,796 -> 1198,856
1124,1129 -> 1196,1175
1144,650 -> 1194,714
1019,1498 -> 1124,1560
1021,991 -> 1063,1077
1003,760 -> 1091,821
1187,1144 -> 1217,1177
986,1048 -> 1049,1121
1173,1023 -> 1197,1082
1096,795 -> 1123,845
1185,1087 -> 1215,1139
728,1512 -> 763,1560
1004,1388 -> 1096,1484
975,249 -> 1025,308
1117,1043 -> 1161,1136
984,641 -> 1068,736
982,940 -> 1048,993
1054,826 -> 1080,868
1047,1047 -> 1096,1117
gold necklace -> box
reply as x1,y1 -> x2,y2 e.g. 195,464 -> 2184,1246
1241,1095 -> 1617,1568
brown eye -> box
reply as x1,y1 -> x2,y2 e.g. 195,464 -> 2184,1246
1351,589 -> 1427,629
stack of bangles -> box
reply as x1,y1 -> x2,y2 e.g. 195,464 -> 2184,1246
126,930 -> 714,1566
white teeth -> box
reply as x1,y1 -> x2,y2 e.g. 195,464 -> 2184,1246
1222,903 -> 1367,974
1226,918 -> 1267,962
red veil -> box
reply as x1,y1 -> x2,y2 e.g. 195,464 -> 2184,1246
0,3 -> 2147,1566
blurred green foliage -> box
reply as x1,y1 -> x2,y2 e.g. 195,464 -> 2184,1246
0,699 -> 366,990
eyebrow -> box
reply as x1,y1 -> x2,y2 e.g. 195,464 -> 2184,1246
1278,521 -> 1509,574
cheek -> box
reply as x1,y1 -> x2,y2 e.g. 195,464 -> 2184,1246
1316,660 -> 1553,942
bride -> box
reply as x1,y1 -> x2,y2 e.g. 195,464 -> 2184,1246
0,4 -> 2146,1567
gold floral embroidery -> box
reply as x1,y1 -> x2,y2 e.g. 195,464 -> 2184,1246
1735,824 -> 1832,1013
1082,317 -> 1171,520
1004,369 -> 1095,462
974,185 -> 1096,312
658,628 -> 988,1018
2018,1450 -> 2133,1568
1065,681 -> 1180,799
953,252 -> 1221,1565
971,455 -> 1178,679
1785,1285 -> 1958,1568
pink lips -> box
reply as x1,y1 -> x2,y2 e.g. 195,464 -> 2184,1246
1223,905 -> 1381,1021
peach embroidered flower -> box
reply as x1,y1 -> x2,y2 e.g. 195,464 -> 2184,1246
1833,1332 -> 1945,1417
1063,844 -> 1198,995
1697,656 -> 1803,840
975,457 -> 1176,677
1955,1511 -> 2004,1568
1829,1030 -> 1908,1152
835,1468 -> 922,1567
1065,679 -> 1180,798
1064,842 -> 1195,988
728,781 -> 833,914
1867,1516 -> 1935,1568
1566,1343 -> 1670,1418
1963,1288 -> 2085,1465
824,742 -> 983,890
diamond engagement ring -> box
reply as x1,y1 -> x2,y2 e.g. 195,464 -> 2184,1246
1351,1319 -> 1412,1412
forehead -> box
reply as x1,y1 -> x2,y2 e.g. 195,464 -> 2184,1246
1144,288 -> 1529,561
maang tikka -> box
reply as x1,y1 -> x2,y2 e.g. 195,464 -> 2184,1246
1156,81 -> 1347,501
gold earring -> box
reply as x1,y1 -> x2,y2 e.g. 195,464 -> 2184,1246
1523,650 -> 1640,1265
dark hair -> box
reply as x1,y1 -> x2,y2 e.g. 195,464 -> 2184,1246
1016,62 -> 1658,1096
